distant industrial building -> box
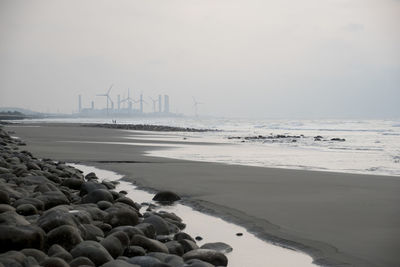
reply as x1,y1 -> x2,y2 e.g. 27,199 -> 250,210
164,95 -> 169,113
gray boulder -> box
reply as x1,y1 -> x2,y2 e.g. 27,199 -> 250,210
152,191 -> 181,203
69,256 -> 95,267
104,207 -> 139,227
0,225 -> 45,252
183,249 -> 228,266
82,189 -> 114,204
47,225 -> 83,251
130,235 -> 169,253
143,215 -> 170,235
70,240 -> 113,266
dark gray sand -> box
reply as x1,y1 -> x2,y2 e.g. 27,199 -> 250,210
7,123 -> 400,267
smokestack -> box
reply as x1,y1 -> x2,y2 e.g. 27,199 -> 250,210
140,94 -> 143,113
117,95 -> 120,110
78,95 -> 82,113
164,95 -> 169,113
91,101 -> 94,110
158,95 -> 162,113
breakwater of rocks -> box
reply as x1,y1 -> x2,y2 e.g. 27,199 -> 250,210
0,126 -> 229,267
86,124 -> 217,132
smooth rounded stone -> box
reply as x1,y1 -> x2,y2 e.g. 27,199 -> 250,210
183,249 -> 228,266
104,207 -> 139,227
76,205 -> 107,221
0,203 -> 15,213
0,183 -> 25,199
0,225 -> 45,252
93,221 -> 112,233
24,256 -> 40,266
116,197 -> 137,208
70,240 -> 113,266
43,172 -> 62,184
156,235 -> 173,243
179,239 -> 199,253
195,236 -> 203,241
110,231 -> 130,247
26,162 -> 41,171
101,180 -> 115,190
98,200 -> 113,210
184,259 -> 215,267
119,190 -> 128,195
37,209 -> 78,232
34,182 -> 61,193
50,251 -> 73,263
81,223 -> 104,240
16,203 -> 38,216
0,167 -> 11,175
148,252 -> 184,267
0,190 -> 10,204
157,211 -> 182,222
21,248 -> 47,264
124,246 -> 146,257
36,191 -> 70,210
47,225 -> 83,251
152,191 -> 181,204
174,232 -> 195,242
200,242 -> 233,254
85,172 -> 98,180
82,189 -> 114,204
167,222 -> 180,234
143,215 -> 170,235
48,244 -> 70,257
80,181 -> 106,196
18,175 -> 52,185
0,211 -> 30,226
70,209 -> 93,224
165,241 -> 184,256
0,251 -> 26,267
61,178 -> 83,190
127,256 -> 164,267
108,225 -> 144,241
69,256 -> 95,267
130,235 -> 169,253
134,223 -> 156,239
101,259 -> 140,267
41,257 -> 69,267
164,218 -> 186,230
13,197 -> 44,211
100,231 -> 129,258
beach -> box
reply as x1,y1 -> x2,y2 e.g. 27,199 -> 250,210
6,123 -> 400,267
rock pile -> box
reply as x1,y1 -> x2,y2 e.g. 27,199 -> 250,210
86,124 -> 216,133
0,127 -> 229,267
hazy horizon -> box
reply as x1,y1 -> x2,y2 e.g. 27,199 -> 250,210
1,0 -> 399,119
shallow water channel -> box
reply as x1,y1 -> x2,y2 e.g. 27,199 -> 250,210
71,164 -> 317,267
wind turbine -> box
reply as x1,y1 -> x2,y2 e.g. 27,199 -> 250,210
97,84 -> 114,115
193,97 -> 203,117
121,88 -> 135,112
149,97 -> 158,113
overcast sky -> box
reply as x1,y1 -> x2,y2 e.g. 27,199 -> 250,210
0,0 -> 399,118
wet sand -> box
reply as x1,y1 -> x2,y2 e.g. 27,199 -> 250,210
7,123 -> 400,267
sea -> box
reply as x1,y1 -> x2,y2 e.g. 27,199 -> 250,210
18,117 -> 400,176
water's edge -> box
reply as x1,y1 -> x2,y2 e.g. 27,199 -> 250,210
72,162 -> 321,266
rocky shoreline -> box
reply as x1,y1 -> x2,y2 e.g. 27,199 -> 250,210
0,126 -> 230,267
86,124 -> 217,132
